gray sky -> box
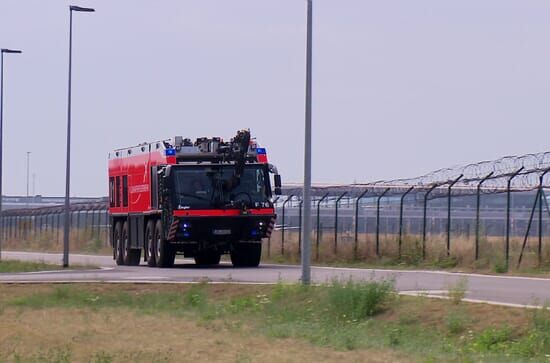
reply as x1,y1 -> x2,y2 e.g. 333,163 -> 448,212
1,0 -> 550,197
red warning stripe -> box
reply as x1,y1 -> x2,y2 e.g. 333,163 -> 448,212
173,208 -> 275,217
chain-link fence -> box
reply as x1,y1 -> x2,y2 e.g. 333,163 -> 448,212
3,151 -> 550,269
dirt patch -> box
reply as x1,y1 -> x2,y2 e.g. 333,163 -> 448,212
0,307 -> 407,363
381,295 -> 530,334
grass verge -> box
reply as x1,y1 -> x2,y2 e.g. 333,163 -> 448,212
0,260 -> 95,273
1,282 -> 550,362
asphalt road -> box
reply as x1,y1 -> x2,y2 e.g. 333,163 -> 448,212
2,251 -> 550,308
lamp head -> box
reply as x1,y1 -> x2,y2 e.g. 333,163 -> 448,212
70,5 -> 95,12
1,49 -> 22,54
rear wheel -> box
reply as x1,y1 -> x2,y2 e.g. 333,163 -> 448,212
194,251 -> 221,266
154,220 -> 175,268
113,221 -> 124,266
145,220 -> 156,267
122,221 -> 141,266
230,242 -> 262,267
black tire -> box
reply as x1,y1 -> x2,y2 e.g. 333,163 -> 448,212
194,252 -> 221,266
122,221 -> 141,266
113,221 -> 124,266
154,220 -> 175,268
230,242 -> 262,267
145,220 -> 156,267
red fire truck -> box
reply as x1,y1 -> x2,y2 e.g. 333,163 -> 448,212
108,130 -> 281,267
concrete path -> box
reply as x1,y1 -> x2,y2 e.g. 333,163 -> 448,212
1,251 -> 549,308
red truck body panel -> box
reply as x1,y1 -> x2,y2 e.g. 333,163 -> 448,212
108,144 -> 176,215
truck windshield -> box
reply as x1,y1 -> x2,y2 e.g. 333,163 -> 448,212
172,165 -> 270,209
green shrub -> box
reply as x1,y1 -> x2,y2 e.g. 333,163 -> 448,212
434,256 -> 459,269
471,327 -> 513,352
493,260 -> 508,274
446,311 -> 467,334
184,285 -> 207,308
388,327 -> 402,346
447,277 -> 468,305
327,279 -> 395,321
510,307 -> 550,357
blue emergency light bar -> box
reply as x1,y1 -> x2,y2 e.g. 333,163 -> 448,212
256,148 -> 266,154
165,148 -> 176,156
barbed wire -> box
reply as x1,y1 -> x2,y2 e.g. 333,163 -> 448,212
282,151 -> 550,198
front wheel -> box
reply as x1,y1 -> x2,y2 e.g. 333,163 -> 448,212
153,220 -> 175,268
230,242 -> 261,267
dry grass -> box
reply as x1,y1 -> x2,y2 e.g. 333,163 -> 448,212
0,308 -> 408,363
1,283 -> 548,361
2,228 -> 111,255
265,230 -> 550,274
0,284 -> 409,363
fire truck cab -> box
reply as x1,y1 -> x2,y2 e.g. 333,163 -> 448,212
108,130 -> 281,268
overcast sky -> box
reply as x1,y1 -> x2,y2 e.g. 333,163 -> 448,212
1,1 -> 550,197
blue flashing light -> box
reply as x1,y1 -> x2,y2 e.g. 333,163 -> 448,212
183,232 -> 191,238
250,229 -> 259,237
165,148 -> 176,156
256,148 -> 266,155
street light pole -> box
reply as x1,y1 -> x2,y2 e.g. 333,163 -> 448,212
26,151 -> 30,206
63,5 -> 95,268
301,0 -> 313,285
0,48 -> 22,261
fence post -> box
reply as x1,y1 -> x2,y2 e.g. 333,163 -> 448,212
104,208 -> 109,247
0,213 -> 3,254
39,212 -> 44,236
298,199 -> 303,254
506,167 -> 524,268
267,197 -> 280,258
56,211 -> 61,245
281,194 -> 294,256
447,174 -> 463,257
376,188 -> 390,257
334,192 -> 347,255
538,169 -> 550,266
33,212 -> 38,237
354,189 -> 369,260
517,188 -> 541,269
76,208 -> 81,242
316,193 -> 329,260
476,172 -> 494,260
398,186 -> 414,259
422,184 -> 439,260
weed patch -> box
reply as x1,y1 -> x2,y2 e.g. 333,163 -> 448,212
446,310 -> 468,334
447,277 -> 468,304
327,279 -> 395,321
470,326 -> 513,352
494,260 -> 508,274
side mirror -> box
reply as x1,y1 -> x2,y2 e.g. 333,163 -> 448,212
162,165 -> 172,178
274,174 -> 282,195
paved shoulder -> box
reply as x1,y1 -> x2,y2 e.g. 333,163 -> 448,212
2,251 -> 550,307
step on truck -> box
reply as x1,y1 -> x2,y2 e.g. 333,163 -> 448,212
108,130 -> 281,267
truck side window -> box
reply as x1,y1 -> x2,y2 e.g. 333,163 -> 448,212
122,175 -> 128,207
109,177 -> 115,207
115,176 -> 121,207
